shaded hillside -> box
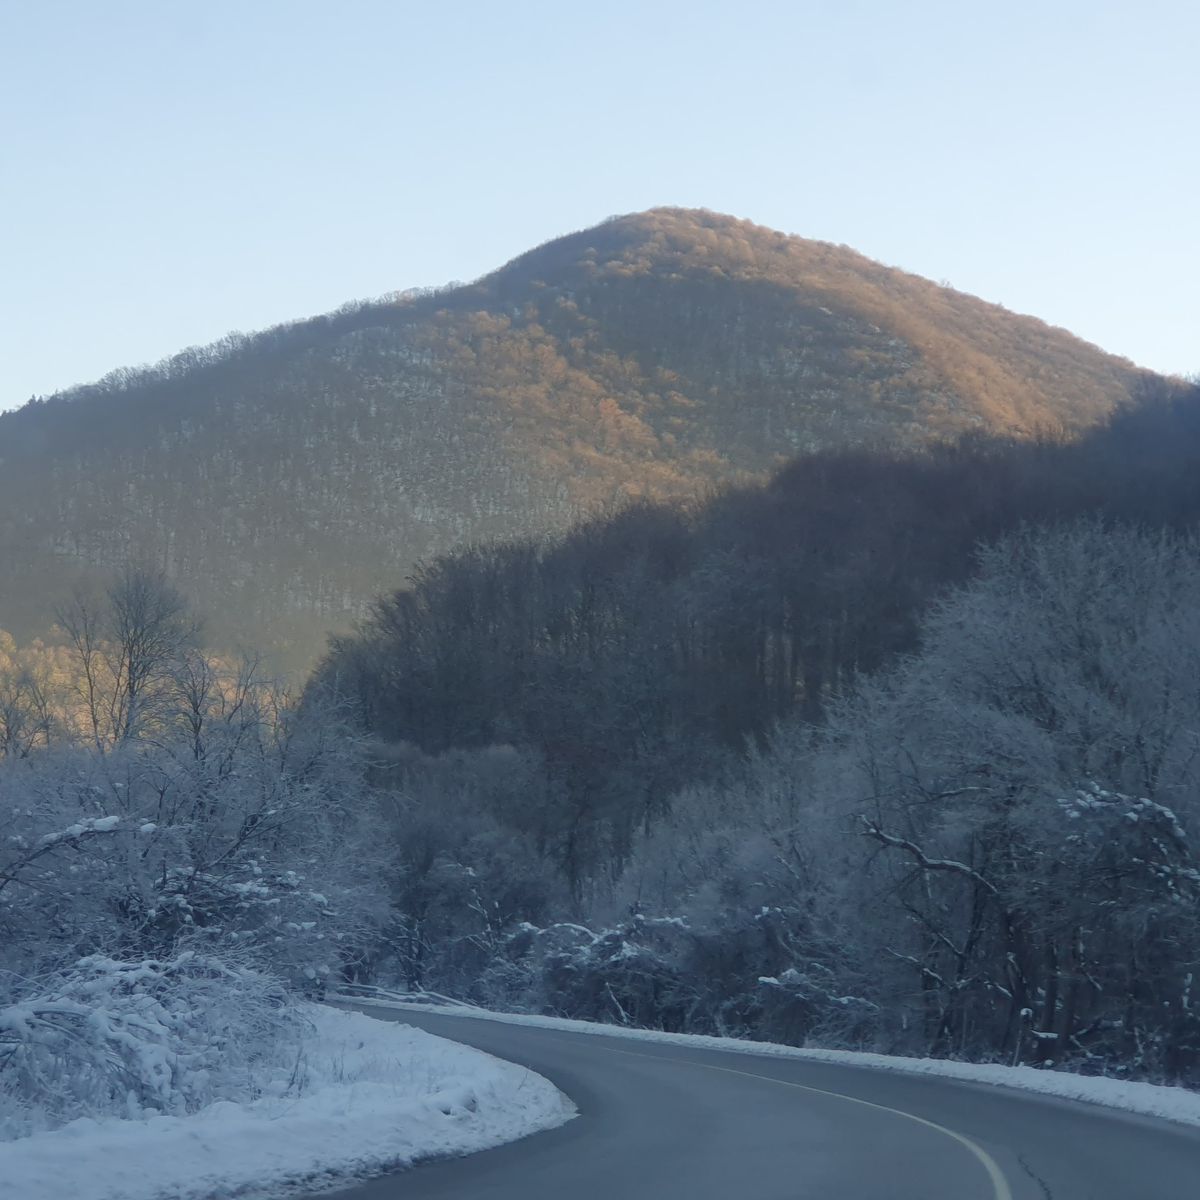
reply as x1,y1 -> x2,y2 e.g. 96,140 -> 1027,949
313,378 -> 1200,889
304,386 -> 1200,1080
0,209 -> 1152,668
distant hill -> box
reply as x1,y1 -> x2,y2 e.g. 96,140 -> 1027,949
0,208 -> 1155,670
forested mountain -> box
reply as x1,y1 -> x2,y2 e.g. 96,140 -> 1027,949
0,209 -> 1153,669
312,380 -> 1200,1079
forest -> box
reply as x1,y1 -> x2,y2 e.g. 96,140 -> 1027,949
2,376 -> 1198,1144
302,375 -> 1200,1082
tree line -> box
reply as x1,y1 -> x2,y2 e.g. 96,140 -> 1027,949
315,380 -> 1199,881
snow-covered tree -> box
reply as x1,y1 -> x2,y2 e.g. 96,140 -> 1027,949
842,522 -> 1200,1077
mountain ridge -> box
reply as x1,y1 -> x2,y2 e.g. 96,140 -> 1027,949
0,208 -> 1158,669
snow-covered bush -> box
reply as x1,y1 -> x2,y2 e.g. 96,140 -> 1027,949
0,574 -> 394,1138
480,918 -> 698,1030
0,952 -> 304,1139
0,661 -> 388,990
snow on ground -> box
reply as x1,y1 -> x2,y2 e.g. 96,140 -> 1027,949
343,994 -> 1200,1129
0,1003 -> 574,1200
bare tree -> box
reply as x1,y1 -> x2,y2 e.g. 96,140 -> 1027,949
56,566 -> 198,750
0,662 -> 53,759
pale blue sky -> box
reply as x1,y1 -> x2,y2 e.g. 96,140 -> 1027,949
2,0 -> 1196,411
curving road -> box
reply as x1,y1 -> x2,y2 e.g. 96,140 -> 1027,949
318,1005 -> 1200,1200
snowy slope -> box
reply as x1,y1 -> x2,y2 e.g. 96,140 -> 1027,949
0,1004 -> 573,1200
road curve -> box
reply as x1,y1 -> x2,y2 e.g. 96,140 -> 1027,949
317,1005 -> 1200,1200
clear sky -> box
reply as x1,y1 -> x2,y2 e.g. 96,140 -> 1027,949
2,0 -> 1196,412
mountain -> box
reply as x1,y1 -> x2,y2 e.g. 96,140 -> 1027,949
0,208 -> 1155,670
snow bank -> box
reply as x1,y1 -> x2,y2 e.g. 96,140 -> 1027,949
0,1004 -> 573,1200
344,995 -> 1200,1129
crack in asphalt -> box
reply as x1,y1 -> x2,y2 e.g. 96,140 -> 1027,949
1017,1153 -> 1054,1200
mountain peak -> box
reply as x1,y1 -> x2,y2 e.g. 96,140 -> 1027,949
477,206 -> 1144,436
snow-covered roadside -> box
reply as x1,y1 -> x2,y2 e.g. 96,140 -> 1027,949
0,1003 -> 574,1200
343,995 -> 1200,1129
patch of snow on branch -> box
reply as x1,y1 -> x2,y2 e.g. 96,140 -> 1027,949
0,1004 -> 573,1200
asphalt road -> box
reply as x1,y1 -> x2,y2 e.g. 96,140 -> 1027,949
317,1005 -> 1200,1200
